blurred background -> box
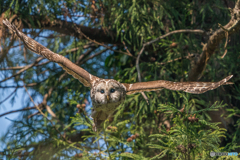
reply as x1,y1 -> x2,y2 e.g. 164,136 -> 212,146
0,0 -> 240,159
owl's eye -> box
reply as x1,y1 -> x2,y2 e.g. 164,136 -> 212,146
100,89 -> 105,94
110,88 -> 115,93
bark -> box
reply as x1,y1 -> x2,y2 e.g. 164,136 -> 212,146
188,1 -> 240,81
20,15 -> 122,45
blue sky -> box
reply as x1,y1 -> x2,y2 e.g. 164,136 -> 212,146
0,87 -> 23,151
0,80 -> 42,152
0,16 -> 110,158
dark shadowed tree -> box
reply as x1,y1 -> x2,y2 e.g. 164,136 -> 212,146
0,0 -> 240,159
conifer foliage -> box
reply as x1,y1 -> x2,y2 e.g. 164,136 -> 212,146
0,0 -> 240,159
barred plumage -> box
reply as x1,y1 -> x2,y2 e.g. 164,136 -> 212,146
3,19 -> 233,131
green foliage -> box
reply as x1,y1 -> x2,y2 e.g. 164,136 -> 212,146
148,99 -> 227,159
1,0 -> 240,159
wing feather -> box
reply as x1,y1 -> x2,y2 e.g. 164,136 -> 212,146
3,19 -> 98,87
123,75 -> 233,95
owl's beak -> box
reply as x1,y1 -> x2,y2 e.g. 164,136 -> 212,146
107,95 -> 110,101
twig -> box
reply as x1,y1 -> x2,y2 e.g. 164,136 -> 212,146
0,45 -> 94,71
0,57 -> 44,83
0,79 -> 47,88
80,48 -> 109,64
136,29 -> 203,103
0,60 -> 50,70
26,45 -> 95,119
234,114 -> 240,117
23,84 -> 71,143
218,23 -> 229,58
28,111 -> 40,119
156,54 -> 195,65
74,23 -> 134,57
189,0 -> 240,80
97,139 -> 101,159
103,130 -> 112,160
0,37 -> 15,63
46,105 -> 56,117
76,48 -> 95,64
122,41 -> 133,57
0,107 -> 36,118
136,46 -> 146,82
135,46 -> 149,104
23,85 -> 50,120
0,84 -> 36,88
145,29 -> 204,46
36,48 -> 96,77
221,31 -> 229,59
0,87 -> 18,105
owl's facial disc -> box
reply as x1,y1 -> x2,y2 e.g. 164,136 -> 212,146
92,80 -> 124,105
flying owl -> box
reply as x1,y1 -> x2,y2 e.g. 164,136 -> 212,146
3,19 -> 233,131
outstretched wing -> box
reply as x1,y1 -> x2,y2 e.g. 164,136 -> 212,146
3,19 -> 99,87
122,75 -> 233,95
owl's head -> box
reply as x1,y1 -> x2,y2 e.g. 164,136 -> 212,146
90,79 -> 126,105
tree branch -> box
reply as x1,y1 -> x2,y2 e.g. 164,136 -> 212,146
156,53 -> 195,66
0,107 -> 36,118
0,83 -> 37,88
0,57 -> 44,83
135,29 -> 204,103
0,87 -> 18,105
74,23 -> 133,57
80,48 -> 109,64
144,29 -> 204,46
0,44 -> 94,71
21,15 -> 122,44
23,84 -> 71,143
26,47 -> 106,119
0,60 -> 49,70
188,0 -> 240,80
136,29 -> 205,82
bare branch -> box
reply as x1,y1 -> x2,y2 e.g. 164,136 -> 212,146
23,84 -> 71,143
136,29 -> 205,82
145,29 -> 204,46
156,54 -> 195,66
136,46 -> 146,83
0,57 -> 44,83
0,46 -> 97,92
26,48 -> 102,119
0,80 -> 46,88
80,48 -> 109,64
28,111 -> 40,119
135,46 -> 149,104
0,88 -> 18,104
23,85 -> 50,120
46,105 -> 56,117
188,0 -> 240,80
122,41 -> 133,57
0,37 -> 15,63
0,44 -> 94,71
74,24 -> 134,57
0,60 -> 49,70
0,84 -> 34,88
76,48 -> 96,64
21,16 -> 122,44
135,29 -> 204,103
0,107 -> 36,118
0,87 -> 18,105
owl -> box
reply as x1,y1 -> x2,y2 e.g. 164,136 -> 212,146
3,19 -> 233,131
